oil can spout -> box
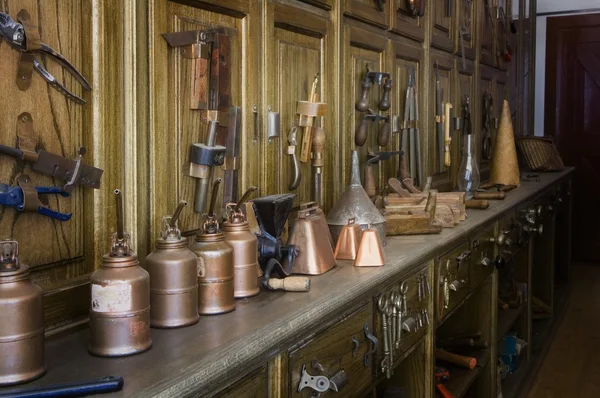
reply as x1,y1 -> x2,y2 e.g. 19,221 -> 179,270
111,189 -> 132,256
234,186 -> 258,212
208,179 -> 222,219
114,189 -> 125,241
169,201 -> 188,228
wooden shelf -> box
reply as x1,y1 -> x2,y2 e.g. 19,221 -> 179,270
435,350 -> 490,398
497,305 -> 526,342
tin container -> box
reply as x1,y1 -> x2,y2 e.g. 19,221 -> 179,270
0,240 -> 45,386
222,187 -> 260,298
89,190 -> 152,357
146,201 -> 199,328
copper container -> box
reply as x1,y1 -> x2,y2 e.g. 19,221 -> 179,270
354,225 -> 386,267
285,204 -> 336,275
334,218 -> 363,260
0,240 -> 45,386
146,201 -> 199,328
223,187 -> 260,298
190,179 -> 235,314
89,190 -> 152,357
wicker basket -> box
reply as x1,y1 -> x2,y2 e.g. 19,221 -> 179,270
516,137 -> 564,171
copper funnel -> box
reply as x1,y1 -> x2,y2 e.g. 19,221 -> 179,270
354,225 -> 386,267
334,218 -> 363,260
285,204 -> 336,275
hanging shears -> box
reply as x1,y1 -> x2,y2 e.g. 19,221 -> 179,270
0,175 -> 72,221
0,10 -> 91,104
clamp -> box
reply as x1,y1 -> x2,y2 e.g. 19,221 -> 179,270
0,175 -> 71,221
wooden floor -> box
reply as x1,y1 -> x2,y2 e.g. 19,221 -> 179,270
528,264 -> 600,398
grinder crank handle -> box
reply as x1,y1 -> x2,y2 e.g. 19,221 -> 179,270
0,376 -> 124,398
0,144 -> 26,161
266,277 -> 311,292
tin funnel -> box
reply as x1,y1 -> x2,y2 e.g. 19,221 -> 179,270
327,151 -> 386,245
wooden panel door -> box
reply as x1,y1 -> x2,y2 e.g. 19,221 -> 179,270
264,2 -> 334,209
479,66 -> 495,181
344,0 -> 390,29
341,21 -> 388,197
150,1 -> 257,235
431,0 -> 456,52
507,0 -> 521,135
454,59 -> 476,189
545,14 -> 600,261
390,0 -> 425,42
478,0 -> 495,66
455,0 -> 476,59
495,70 -> 507,126
429,50 -> 455,191
0,0 -> 123,329
391,38 -> 424,187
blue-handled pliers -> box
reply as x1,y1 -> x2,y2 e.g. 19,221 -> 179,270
0,180 -> 72,221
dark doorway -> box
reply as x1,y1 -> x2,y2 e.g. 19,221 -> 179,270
545,13 -> 600,262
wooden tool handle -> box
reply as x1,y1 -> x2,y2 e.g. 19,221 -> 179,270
473,191 -> 506,200
355,118 -> 368,146
378,120 -> 391,147
266,277 -> 311,292
364,165 -> 377,198
465,199 -> 489,209
311,127 -> 325,167
425,191 -> 437,215
378,78 -> 392,111
443,103 -> 453,167
398,151 -> 410,180
435,349 -> 477,369
436,384 -> 455,398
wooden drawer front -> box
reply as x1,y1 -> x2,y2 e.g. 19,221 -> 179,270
436,241 -> 471,321
289,304 -> 373,397
470,224 -> 496,288
344,0 -> 390,28
374,266 -> 430,377
391,0 -> 425,41
220,367 -> 268,397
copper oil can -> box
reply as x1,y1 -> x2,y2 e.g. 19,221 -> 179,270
190,179 -> 235,314
89,189 -> 152,357
146,201 -> 199,328
0,240 -> 45,385
222,187 -> 260,298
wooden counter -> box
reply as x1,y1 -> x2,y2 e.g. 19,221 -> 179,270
0,170 -> 573,397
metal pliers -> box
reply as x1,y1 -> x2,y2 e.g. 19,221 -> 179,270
0,11 -> 91,104
0,177 -> 72,221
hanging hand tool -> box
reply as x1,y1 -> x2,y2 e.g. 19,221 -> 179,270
396,152 -> 421,194
355,71 -> 392,147
401,66 -> 422,188
298,74 -> 327,163
482,91 -> 494,160
287,127 -> 301,190
311,126 -> 325,206
0,175 -> 71,221
163,28 -> 232,213
356,110 -> 391,148
444,102 -> 453,168
364,151 -> 401,198
0,10 -> 91,104
435,62 -> 446,173
223,106 -> 242,205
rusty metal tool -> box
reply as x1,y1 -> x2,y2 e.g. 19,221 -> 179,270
0,175 -> 71,221
402,66 -> 422,187
0,11 -> 91,104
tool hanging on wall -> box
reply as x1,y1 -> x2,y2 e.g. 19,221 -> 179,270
311,125 -> 326,206
482,91 -> 495,161
457,0 -> 472,71
0,11 -> 91,104
0,113 -> 104,192
163,28 -> 233,213
435,62 -> 446,173
298,74 -> 327,163
0,174 -> 71,221
287,127 -> 301,190
401,66 -> 422,188
444,102 -> 453,168
223,106 -> 242,205
355,70 -> 393,147
363,151 -> 401,198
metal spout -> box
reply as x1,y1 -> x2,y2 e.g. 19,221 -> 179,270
115,189 -> 124,240
162,201 -> 188,240
202,179 -> 222,234
349,150 -> 361,186
170,201 -> 187,227
111,189 -> 132,256
235,186 -> 258,212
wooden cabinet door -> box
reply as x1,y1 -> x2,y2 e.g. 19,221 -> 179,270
431,0 -> 456,52
150,1 -> 257,235
391,38 -> 424,187
478,0 -> 496,66
341,21 -> 388,198
344,0 -> 391,28
454,59 -> 476,188
495,70 -> 507,132
263,2 -> 334,209
429,50 -> 455,191
390,0 -> 425,41
0,0 -> 121,329
455,0 -> 476,59
479,66 -> 495,181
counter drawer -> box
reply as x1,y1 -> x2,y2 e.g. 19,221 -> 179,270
436,241 -> 471,322
220,367 -> 268,397
470,224 -> 496,288
289,304 -> 373,397
374,265 -> 430,378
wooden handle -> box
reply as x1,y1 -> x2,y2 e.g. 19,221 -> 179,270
425,191 -> 437,215
435,349 -> 477,369
465,199 -> 489,209
266,277 -> 311,292
378,120 -> 391,147
300,126 -> 313,163
444,103 -> 452,167
364,165 -> 377,198
378,78 -> 392,111
355,118 -> 368,146
398,151 -> 410,180
436,384 -> 455,398
311,127 -> 325,167
498,184 -> 518,192
356,78 -> 370,112
473,191 -> 506,200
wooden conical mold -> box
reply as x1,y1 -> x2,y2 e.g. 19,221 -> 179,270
334,218 -> 363,260
489,100 -> 520,187
354,225 -> 385,267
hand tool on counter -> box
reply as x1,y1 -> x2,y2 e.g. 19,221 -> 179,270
0,175 -> 71,221
396,152 -> 421,194
473,191 -> 505,200
0,10 -> 91,104
435,348 -> 477,369
382,190 -> 443,235
401,66 -> 422,188
286,127 -> 301,190
0,376 -> 124,397
0,113 -> 103,192
89,190 -> 152,357
435,62 -> 445,173
298,74 -> 327,163
363,151 -> 402,198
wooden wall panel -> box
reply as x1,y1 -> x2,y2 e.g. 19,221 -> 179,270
479,65 -> 495,181
478,0 -> 496,66
344,0 -> 390,28
431,0 -> 455,52
390,0 -> 425,41
455,0 -> 476,59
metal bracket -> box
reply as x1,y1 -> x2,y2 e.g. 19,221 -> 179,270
363,323 -> 378,367
267,106 -> 280,143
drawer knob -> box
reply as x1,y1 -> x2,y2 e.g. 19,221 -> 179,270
523,224 -> 543,236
